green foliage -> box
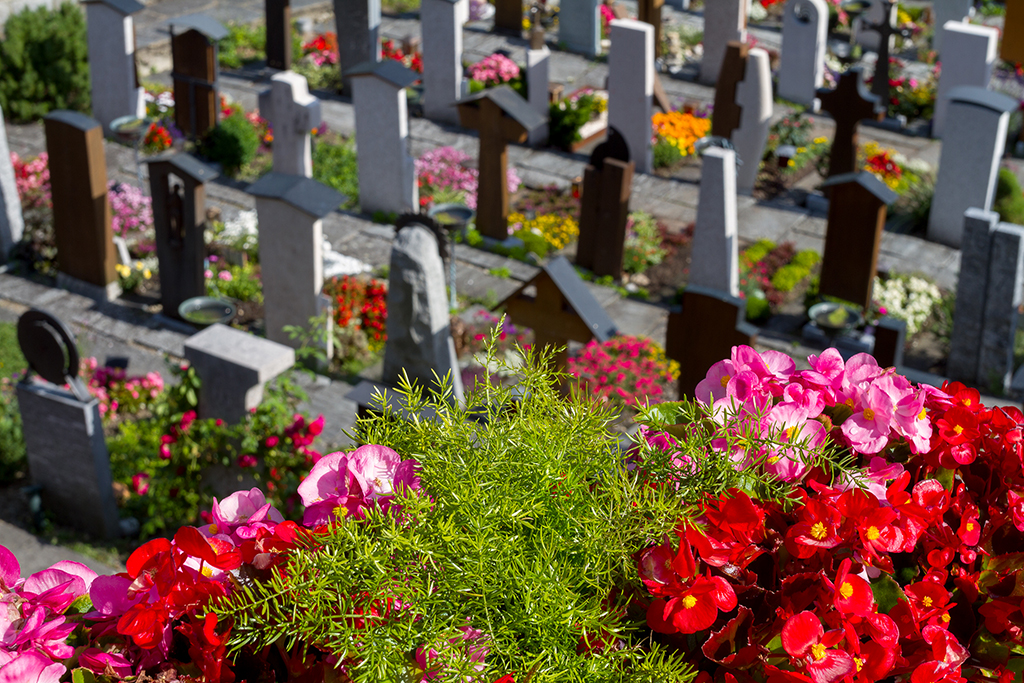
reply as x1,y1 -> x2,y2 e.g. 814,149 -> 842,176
0,2 -> 90,121
0,322 -> 27,379
207,261 -> 263,304
745,288 -> 770,322
293,59 -> 344,93
790,250 -> 821,270
994,168 -> 1024,226
0,323 -> 26,483
199,110 -> 260,175
216,342 -> 699,683
218,23 -> 266,69
312,135 -> 359,210
488,266 -> 511,278
549,92 -> 605,150
652,138 -> 684,169
623,211 -> 668,274
770,251 -> 820,293
741,239 -> 776,266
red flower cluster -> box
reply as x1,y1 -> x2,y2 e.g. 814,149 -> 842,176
865,150 -> 902,180
567,335 -> 678,408
382,38 -> 423,74
142,123 -> 172,153
323,274 -> 388,346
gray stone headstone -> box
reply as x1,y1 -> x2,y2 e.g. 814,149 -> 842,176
526,44 -> 551,146
978,223 -> 1024,394
947,208 -> 998,382
382,224 -> 464,403
183,324 -> 296,423
933,0 -> 973,54
688,147 -> 739,297
777,0 -> 827,107
17,381 -> 121,539
422,0 -> 469,124
0,105 -> 24,258
258,72 -> 322,177
333,0 -> 382,90
699,0 -> 747,85
559,0 -> 601,58
733,47 -> 772,194
84,0 -> 146,133
932,22 -> 998,138
607,19 -> 654,174
927,87 -> 1017,248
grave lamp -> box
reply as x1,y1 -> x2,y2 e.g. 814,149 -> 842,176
427,203 -> 476,311
776,144 -> 798,169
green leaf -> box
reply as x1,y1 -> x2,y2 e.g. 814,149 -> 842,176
972,627 -> 1011,667
72,668 -> 98,683
870,574 -> 907,614
67,593 -> 93,614
935,466 -> 955,491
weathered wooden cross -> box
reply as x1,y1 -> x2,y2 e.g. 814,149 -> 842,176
817,66 -> 884,178
169,15 -> 227,138
862,0 -> 899,108
637,0 -> 665,58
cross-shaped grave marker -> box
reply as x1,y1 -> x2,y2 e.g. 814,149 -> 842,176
711,41 -> 748,139
258,71 -> 322,177
457,85 -> 544,240
168,14 -> 227,139
861,0 -> 899,107
817,66 -> 884,179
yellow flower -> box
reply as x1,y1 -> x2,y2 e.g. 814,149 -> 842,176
143,269 -> 152,279
115,264 -> 129,277
134,261 -> 144,269
813,136 -> 828,144
796,147 -> 807,155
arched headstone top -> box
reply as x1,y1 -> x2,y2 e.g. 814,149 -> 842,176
16,309 -> 90,400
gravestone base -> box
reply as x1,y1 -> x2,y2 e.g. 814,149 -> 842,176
57,272 -> 121,302
17,382 -> 121,539
479,234 -> 525,252
801,322 -> 875,359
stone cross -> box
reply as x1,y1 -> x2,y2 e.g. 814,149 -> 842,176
249,173 -> 345,354
349,60 -> 420,216
928,87 -> 1017,248
637,0 -> 665,58
711,42 -> 748,139
817,171 -> 896,311
817,67 -> 884,179
576,128 -> 635,279
607,19 -> 654,174
932,0 -> 972,54
258,71 -> 322,177
932,22 -> 999,138
732,47 -> 772,194
689,146 -> 739,296
0,105 -> 24,259
526,33 -> 551,146
266,0 -> 292,70
382,223 -> 465,402
83,0 -> 146,133
44,111 -> 119,300
777,0 -> 828,107
169,15 -> 228,138
333,0 -> 382,90
147,153 -> 219,318
699,0 -> 747,86
1004,0 -> 1024,65
559,0 -> 601,58
457,86 -> 544,240
184,324 -> 296,423
852,0 -> 896,52
422,0 -> 469,123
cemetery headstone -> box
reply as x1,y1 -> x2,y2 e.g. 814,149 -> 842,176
688,146 -> 739,297
858,0 -> 899,107
382,222 -> 465,402
817,67 -> 884,179
666,285 -> 757,398
932,0 -> 972,54
732,47 -> 772,194
699,0 -> 747,86
457,86 -> 544,240
266,0 -> 293,70
576,128 -> 635,279
168,15 -> 227,138
526,34 -> 551,146
637,0 -> 665,58
43,111 -> 119,300
607,19 -> 654,174
852,0 -> 896,52
248,173 -> 345,352
817,171 -> 897,311
932,22 -> 999,138
422,0 -> 469,123
258,71 -> 322,177
1002,0 -> 1024,66
0,105 -> 23,259
927,87 -> 1017,248
184,324 -> 296,423
948,208 -> 999,383
16,309 -> 121,539
334,0 -> 382,90
500,256 -> 617,371
559,0 -> 601,58
349,60 -> 420,216
711,42 -> 748,139
777,0 -> 828,107
494,0 -> 521,33
873,317 -> 907,369
83,0 -> 146,133
146,153 -> 219,318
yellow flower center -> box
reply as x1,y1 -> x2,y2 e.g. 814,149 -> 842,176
953,425 -> 964,435
766,455 -> 781,465
811,643 -> 827,661
863,408 -> 875,421
942,613 -> 950,623
845,398 -> 855,409
682,595 -> 697,609
810,522 -> 828,540
784,426 -> 796,440
922,596 -> 933,607
855,657 -> 864,672
963,398 -> 972,407
208,524 -> 218,535
201,565 -> 214,577
839,582 -> 854,599
866,526 -> 880,541
966,522 -> 975,532
720,374 -> 731,388
918,408 -> 927,420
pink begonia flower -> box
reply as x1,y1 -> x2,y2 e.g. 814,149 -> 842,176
132,472 -> 150,495
87,575 -> 139,619
13,606 -> 76,659
209,488 -> 284,541
218,270 -> 233,281
842,384 -> 895,454
78,649 -> 133,677
780,382 -> 825,418
836,456 -> 905,501
0,650 -> 64,683
0,546 -> 20,590
416,622 -> 491,681
694,359 -> 735,405
760,404 -> 826,482
893,390 -> 933,454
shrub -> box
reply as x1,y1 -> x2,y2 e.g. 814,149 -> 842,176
199,110 -> 260,175
218,22 -> 265,69
994,167 -> 1024,226
0,2 -> 89,121
312,134 -> 359,209
206,258 -> 263,304
623,211 -> 668,274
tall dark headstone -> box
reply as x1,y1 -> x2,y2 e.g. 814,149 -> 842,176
711,41 -> 749,139
576,128 -> 635,279
637,0 -> 665,58
266,0 -> 292,70
168,15 -> 227,138
147,153 -> 219,318
817,67 -> 884,179
862,0 -> 898,108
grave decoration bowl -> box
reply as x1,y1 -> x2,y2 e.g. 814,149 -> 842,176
428,202 -> 475,232
807,300 -> 864,333
178,296 -> 237,327
109,115 -> 153,145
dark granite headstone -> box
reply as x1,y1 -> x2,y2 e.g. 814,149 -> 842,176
576,128 -> 635,279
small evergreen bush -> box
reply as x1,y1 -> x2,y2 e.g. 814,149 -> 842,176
199,110 -> 260,175
994,167 -> 1024,226
0,2 -> 90,121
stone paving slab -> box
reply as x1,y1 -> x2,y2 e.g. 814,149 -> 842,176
0,519 -> 121,577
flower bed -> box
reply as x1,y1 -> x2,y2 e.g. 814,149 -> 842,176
567,335 -> 679,408
416,146 -> 521,210
467,53 -> 524,97
320,273 -> 388,370
549,88 -> 609,152
651,109 -> 711,170
738,239 -> 820,321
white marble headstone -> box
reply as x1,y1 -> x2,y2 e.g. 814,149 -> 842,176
258,72 -> 322,177
689,147 -> 739,297
422,0 -> 469,124
777,0 -> 828,107
85,1 -> 146,133
932,21 -> 999,138
700,0 -> 747,86
0,105 -> 23,258
607,19 -> 654,174
733,48 -> 773,195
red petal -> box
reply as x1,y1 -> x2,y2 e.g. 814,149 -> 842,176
175,526 -> 218,565
126,538 -> 172,578
806,650 -> 855,683
710,575 -> 737,611
834,574 -> 875,617
646,598 -> 676,634
782,611 -> 823,658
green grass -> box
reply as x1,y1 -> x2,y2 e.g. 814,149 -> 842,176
0,322 -> 26,484
312,134 -> 359,210
0,323 -> 27,379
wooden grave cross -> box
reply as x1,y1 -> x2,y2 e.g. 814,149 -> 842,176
817,66 -> 884,179
710,41 -> 749,139
637,0 -> 665,58
169,15 -> 228,138
457,86 -> 544,240
494,0 -> 522,34
266,0 -> 292,70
